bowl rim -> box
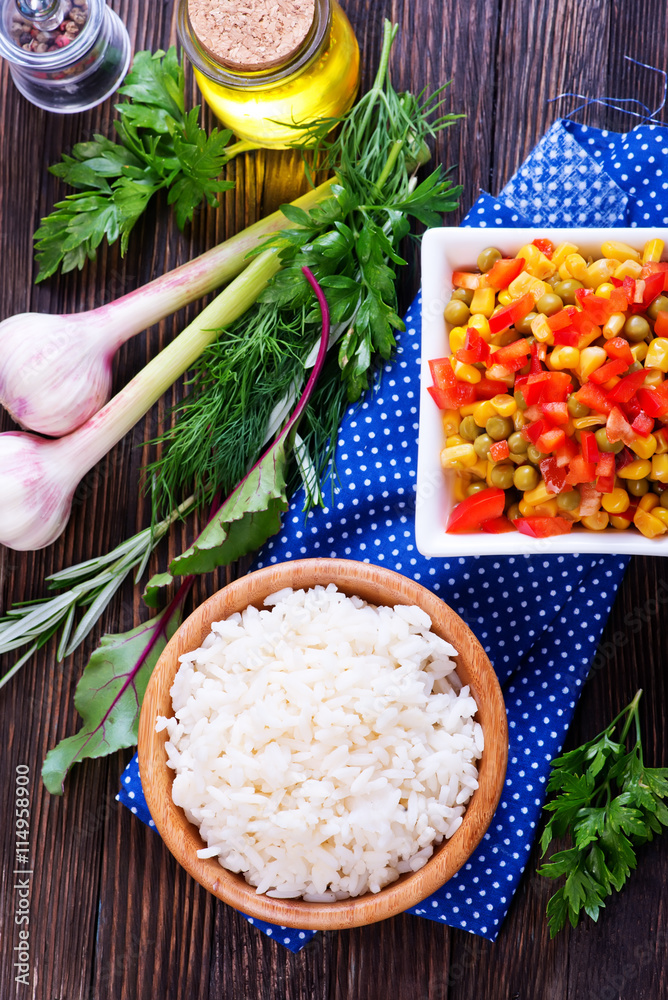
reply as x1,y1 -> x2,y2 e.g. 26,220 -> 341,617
138,557 -> 508,930
417,225 -> 668,558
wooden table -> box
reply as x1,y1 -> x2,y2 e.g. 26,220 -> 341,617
1,1 -> 666,997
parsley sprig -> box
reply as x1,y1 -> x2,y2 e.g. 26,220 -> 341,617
33,48 -> 243,281
539,690 -> 668,936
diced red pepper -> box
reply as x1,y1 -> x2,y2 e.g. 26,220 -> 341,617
524,419 -> 545,445
532,238 -> 554,258
622,276 -> 639,305
631,411 -> 654,437
429,357 -> 456,389
588,358 -> 629,385
554,436 -> 579,468
654,311 -> 668,337
455,328 -> 490,364
570,311 -> 600,341
606,405 -> 637,446
488,294 -> 536,334
542,371 -> 573,403
637,385 -> 668,418
580,430 -> 600,464
595,452 -> 615,494
452,270 -> 483,290
475,377 -> 509,400
485,257 -> 525,289
514,516 -> 573,537
539,456 -> 568,494
579,482 -> 603,516
566,454 -> 597,485
536,426 -> 566,454
606,368 -> 647,403
574,382 -> 613,415
489,439 -> 510,462
480,515 -> 516,534
576,288 -> 613,325
641,270 -> 666,308
541,401 -> 569,425
447,487 -> 506,533
547,308 -> 576,332
553,329 -> 579,347
490,336 -> 532,370
604,337 -> 634,366
616,446 -> 636,471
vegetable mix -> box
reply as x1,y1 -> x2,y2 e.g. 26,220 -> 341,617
428,237 -> 668,537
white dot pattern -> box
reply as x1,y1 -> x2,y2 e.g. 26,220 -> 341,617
118,115 -> 652,951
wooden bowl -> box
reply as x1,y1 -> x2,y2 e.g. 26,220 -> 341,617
138,558 -> 508,930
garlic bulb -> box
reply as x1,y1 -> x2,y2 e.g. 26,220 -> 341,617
0,433 -> 78,551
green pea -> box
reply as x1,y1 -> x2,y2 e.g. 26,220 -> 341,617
624,315 -> 651,342
594,427 -> 624,454
507,502 -> 521,520
490,464 -> 515,489
474,433 -> 493,458
515,311 -> 538,335
536,293 -> 564,316
567,396 -> 589,419
557,490 -> 580,511
555,279 -> 584,305
526,444 -> 542,465
452,287 -> 474,306
514,389 -> 528,411
627,478 -> 649,497
513,464 -> 539,492
485,416 -> 514,441
661,490 -> 668,509
477,247 -> 502,273
652,480 -> 666,495
508,431 -> 528,454
466,481 -> 488,496
648,294 -> 668,320
444,299 -> 471,326
627,361 -> 643,375
459,415 -> 481,441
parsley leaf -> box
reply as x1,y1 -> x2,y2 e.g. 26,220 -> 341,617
34,48 -> 237,282
538,690 -> 668,936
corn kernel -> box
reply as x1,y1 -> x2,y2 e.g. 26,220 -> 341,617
490,393 -> 517,417
442,409 -> 460,436
602,488 -> 630,514
633,507 -> 667,538
583,258 -> 618,289
470,287 -> 496,318
446,435 -> 465,447
652,507 -> 668,528
639,493 -> 660,511
654,432 -> 668,455
468,458 -> 488,480
562,253 -> 589,282
642,238 -> 664,264
631,342 -> 648,363
507,272 -> 549,301
644,338 -> 668,372
602,240 -> 642,263
518,498 -> 536,517
552,242 -> 579,267
610,514 -> 632,530
602,313 -> 626,339
579,328 -> 605,350
452,360 -> 481,384
630,434 -> 657,460
651,454 -> 668,482
644,369 -> 665,388
467,314 -> 492,341
618,458 -> 652,480
613,259 -> 643,280
582,511 -> 610,531
441,443 -> 477,469
523,481 -> 552,506
516,244 -> 555,280
572,415 -> 606,429
593,281 -> 616,298
458,402 -> 478,416
550,345 -> 580,370
530,313 -> 553,343
473,400 -> 496,426
453,477 -> 470,503
533,499 -> 559,517
449,326 -> 467,352
579,346 -> 608,380
497,290 -> 512,307
513,410 -> 526,431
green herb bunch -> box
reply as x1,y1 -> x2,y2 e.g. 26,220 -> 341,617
148,23 -> 462,522
34,48 -> 241,281
539,690 -> 668,936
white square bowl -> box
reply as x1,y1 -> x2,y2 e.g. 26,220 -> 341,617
416,226 -> 668,558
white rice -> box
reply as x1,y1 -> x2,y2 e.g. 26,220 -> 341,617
157,584 -> 483,901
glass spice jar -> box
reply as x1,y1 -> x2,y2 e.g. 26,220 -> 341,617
177,0 -> 360,148
0,0 -> 131,114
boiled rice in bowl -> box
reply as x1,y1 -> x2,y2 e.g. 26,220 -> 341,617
139,559 -> 507,930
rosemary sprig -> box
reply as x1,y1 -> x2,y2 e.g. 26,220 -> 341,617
0,497 -> 194,687
538,690 -> 668,936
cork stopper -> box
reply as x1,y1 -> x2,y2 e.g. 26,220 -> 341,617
188,0 -> 316,72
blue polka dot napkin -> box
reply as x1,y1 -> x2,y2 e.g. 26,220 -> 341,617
119,116 -> 668,950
